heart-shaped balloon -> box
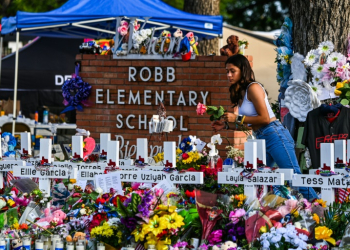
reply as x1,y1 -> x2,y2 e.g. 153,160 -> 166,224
83,137 -> 95,159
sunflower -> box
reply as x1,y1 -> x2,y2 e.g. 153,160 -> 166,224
132,225 -> 147,242
144,215 -> 166,236
156,205 -> 177,213
160,213 -> 184,230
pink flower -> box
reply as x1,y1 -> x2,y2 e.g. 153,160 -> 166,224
229,208 -> 246,224
155,188 -> 164,197
273,221 -> 282,228
196,102 -> 207,115
303,198 -> 312,212
208,230 -> 222,244
120,20 -> 128,27
134,23 -> 140,31
277,199 -> 298,217
118,25 -> 128,36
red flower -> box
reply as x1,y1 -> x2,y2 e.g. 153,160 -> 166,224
11,187 -> 19,196
72,193 -> 82,198
88,213 -> 108,231
316,170 -> 320,175
185,190 -> 195,198
182,153 -> 189,160
95,198 -> 106,204
112,195 -> 126,207
187,167 -> 197,172
157,229 -> 168,238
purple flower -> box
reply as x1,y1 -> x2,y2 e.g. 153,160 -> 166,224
121,217 -> 137,231
208,230 -> 222,245
123,197 -> 132,207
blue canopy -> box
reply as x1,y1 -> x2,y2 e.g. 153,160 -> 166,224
1,0 -> 223,39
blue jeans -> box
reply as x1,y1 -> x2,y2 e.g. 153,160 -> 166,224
254,120 -> 317,200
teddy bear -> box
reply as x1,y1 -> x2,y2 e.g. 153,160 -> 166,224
66,232 -> 86,242
35,208 -> 67,229
220,35 -> 239,57
185,32 -> 198,55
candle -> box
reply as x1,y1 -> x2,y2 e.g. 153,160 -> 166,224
190,239 -> 199,250
5,238 -> 10,250
22,237 -> 31,250
0,237 -> 6,250
76,242 -> 84,250
55,240 -> 63,250
97,243 -> 105,250
35,240 -> 44,250
66,242 -> 74,250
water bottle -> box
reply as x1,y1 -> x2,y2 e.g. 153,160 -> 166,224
43,110 -> 48,124
34,111 -> 39,124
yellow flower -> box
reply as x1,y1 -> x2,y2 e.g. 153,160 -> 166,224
313,213 -> 320,224
12,223 -> 20,230
117,231 -> 123,244
315,226 -> 336,245
144,215 -> 166,236
259,225 -> 268,234
160,213 -> 184,230
156,238 -> 171,250
292,210 -> 299,218
315,199 -> 327,208
7,199 -> 15,207
70,179 -> 76,184
336,82 -> 344,89
176,148 -> 182,155
132,225 -> 147,242
157,205 -> 177,213
145,234 -> 157,249
334,89 -> 342,96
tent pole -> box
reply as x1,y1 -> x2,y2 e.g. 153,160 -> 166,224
0,36 -> 3,85
11,30 -> 20,135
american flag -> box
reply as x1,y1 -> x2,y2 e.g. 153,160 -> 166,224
135,243 -> 146,250
338,188 -> 350,203
6,171 -> 19,185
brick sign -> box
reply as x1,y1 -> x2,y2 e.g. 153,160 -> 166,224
76,55 -> 253,157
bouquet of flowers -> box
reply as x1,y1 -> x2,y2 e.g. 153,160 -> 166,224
225,146 -> 244,167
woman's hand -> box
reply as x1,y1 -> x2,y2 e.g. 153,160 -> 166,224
211,120 -> 225,132
223,112 -> 237,123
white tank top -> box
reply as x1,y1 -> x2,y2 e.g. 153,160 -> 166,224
238,82 -> 275,124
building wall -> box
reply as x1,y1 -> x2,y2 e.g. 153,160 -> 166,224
75,54 -> 253,157
222,27 -> 279,103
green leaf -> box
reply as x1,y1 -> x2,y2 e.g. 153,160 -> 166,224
89,191 -> 99,201
131,193 -> 142,214
217,108 -> 224,118
206,109 -> 215,115
209,115 -> 215,121
66,197 -> 80,205
207,106 -> 218,110
341,99 -> 349,105
346,91 -> 350,97
117,197 -> 128,218
345,83 -> 350,88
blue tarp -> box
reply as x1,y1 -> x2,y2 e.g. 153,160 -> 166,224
1,0 -> 223,39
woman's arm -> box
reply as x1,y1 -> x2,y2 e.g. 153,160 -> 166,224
223,83 -> 270,126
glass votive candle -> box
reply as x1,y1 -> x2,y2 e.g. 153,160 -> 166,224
66,242 -> 74,250
97,243 -> 105,250
22,236 -> 31,250
55,240 -> 63,250
0,237 -> 6,250
76,242 -> 85,250
35,239 -> 44,250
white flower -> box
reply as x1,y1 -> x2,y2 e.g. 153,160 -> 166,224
261,240 -> 270,249
80,208 -> 87,215
298,233 -> 308,241
67,184 -> 74,190
309,82 -> 323,97
318,41 -> 334,55
133,43 -> 139,49
312,75 -> 322,85
95,187 -> 103,194
271,234 -> 282,243
211,134 -> 222,145
323,81 -> 333,91
146,29 -> 152,36
276,227 -> 287,235
304,49 -> 319,66
294,222 -> 302,229
0,200 -> 6,209
311,63 -> 324,77
107,217 -> 120,226
327,52 -> 345,64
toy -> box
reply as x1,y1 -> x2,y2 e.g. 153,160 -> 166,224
116,43 -> 128,56
11,232 -> 23,250
220,35 -> 239,57
52,183 -> 70,207
159,30 -> 171,54
35,208 -> 67,229
185,32 -> 199,55
79,40 -> 102,54
66,232 -> 86,242
173,29 -> 183,38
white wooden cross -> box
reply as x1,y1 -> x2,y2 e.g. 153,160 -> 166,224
295,143 -> 336,205
20,132 -> 31,155
100,133 -> 111,158
136,138 -> 148,164
218,141 -> 284,200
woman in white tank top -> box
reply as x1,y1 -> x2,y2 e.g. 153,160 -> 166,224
211,55 -> 317,200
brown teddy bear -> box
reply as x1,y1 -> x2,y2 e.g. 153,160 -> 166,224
66,232 -> 86,242
220,35 -> 239,57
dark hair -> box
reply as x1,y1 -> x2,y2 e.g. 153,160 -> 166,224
225,54 -> 257,108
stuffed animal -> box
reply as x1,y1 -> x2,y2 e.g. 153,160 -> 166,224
35,208 -> 67,229
220,35 -> 239,57
66,232 -> 86,242
1,132 -> 16,157
173,29 -> 183,38
11,232 -> 23,250
159,30 -> 171,53
185,32 -> 198,55
52,183 -> 71,207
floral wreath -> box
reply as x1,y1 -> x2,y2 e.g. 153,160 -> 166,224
61,63 -> 91,113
